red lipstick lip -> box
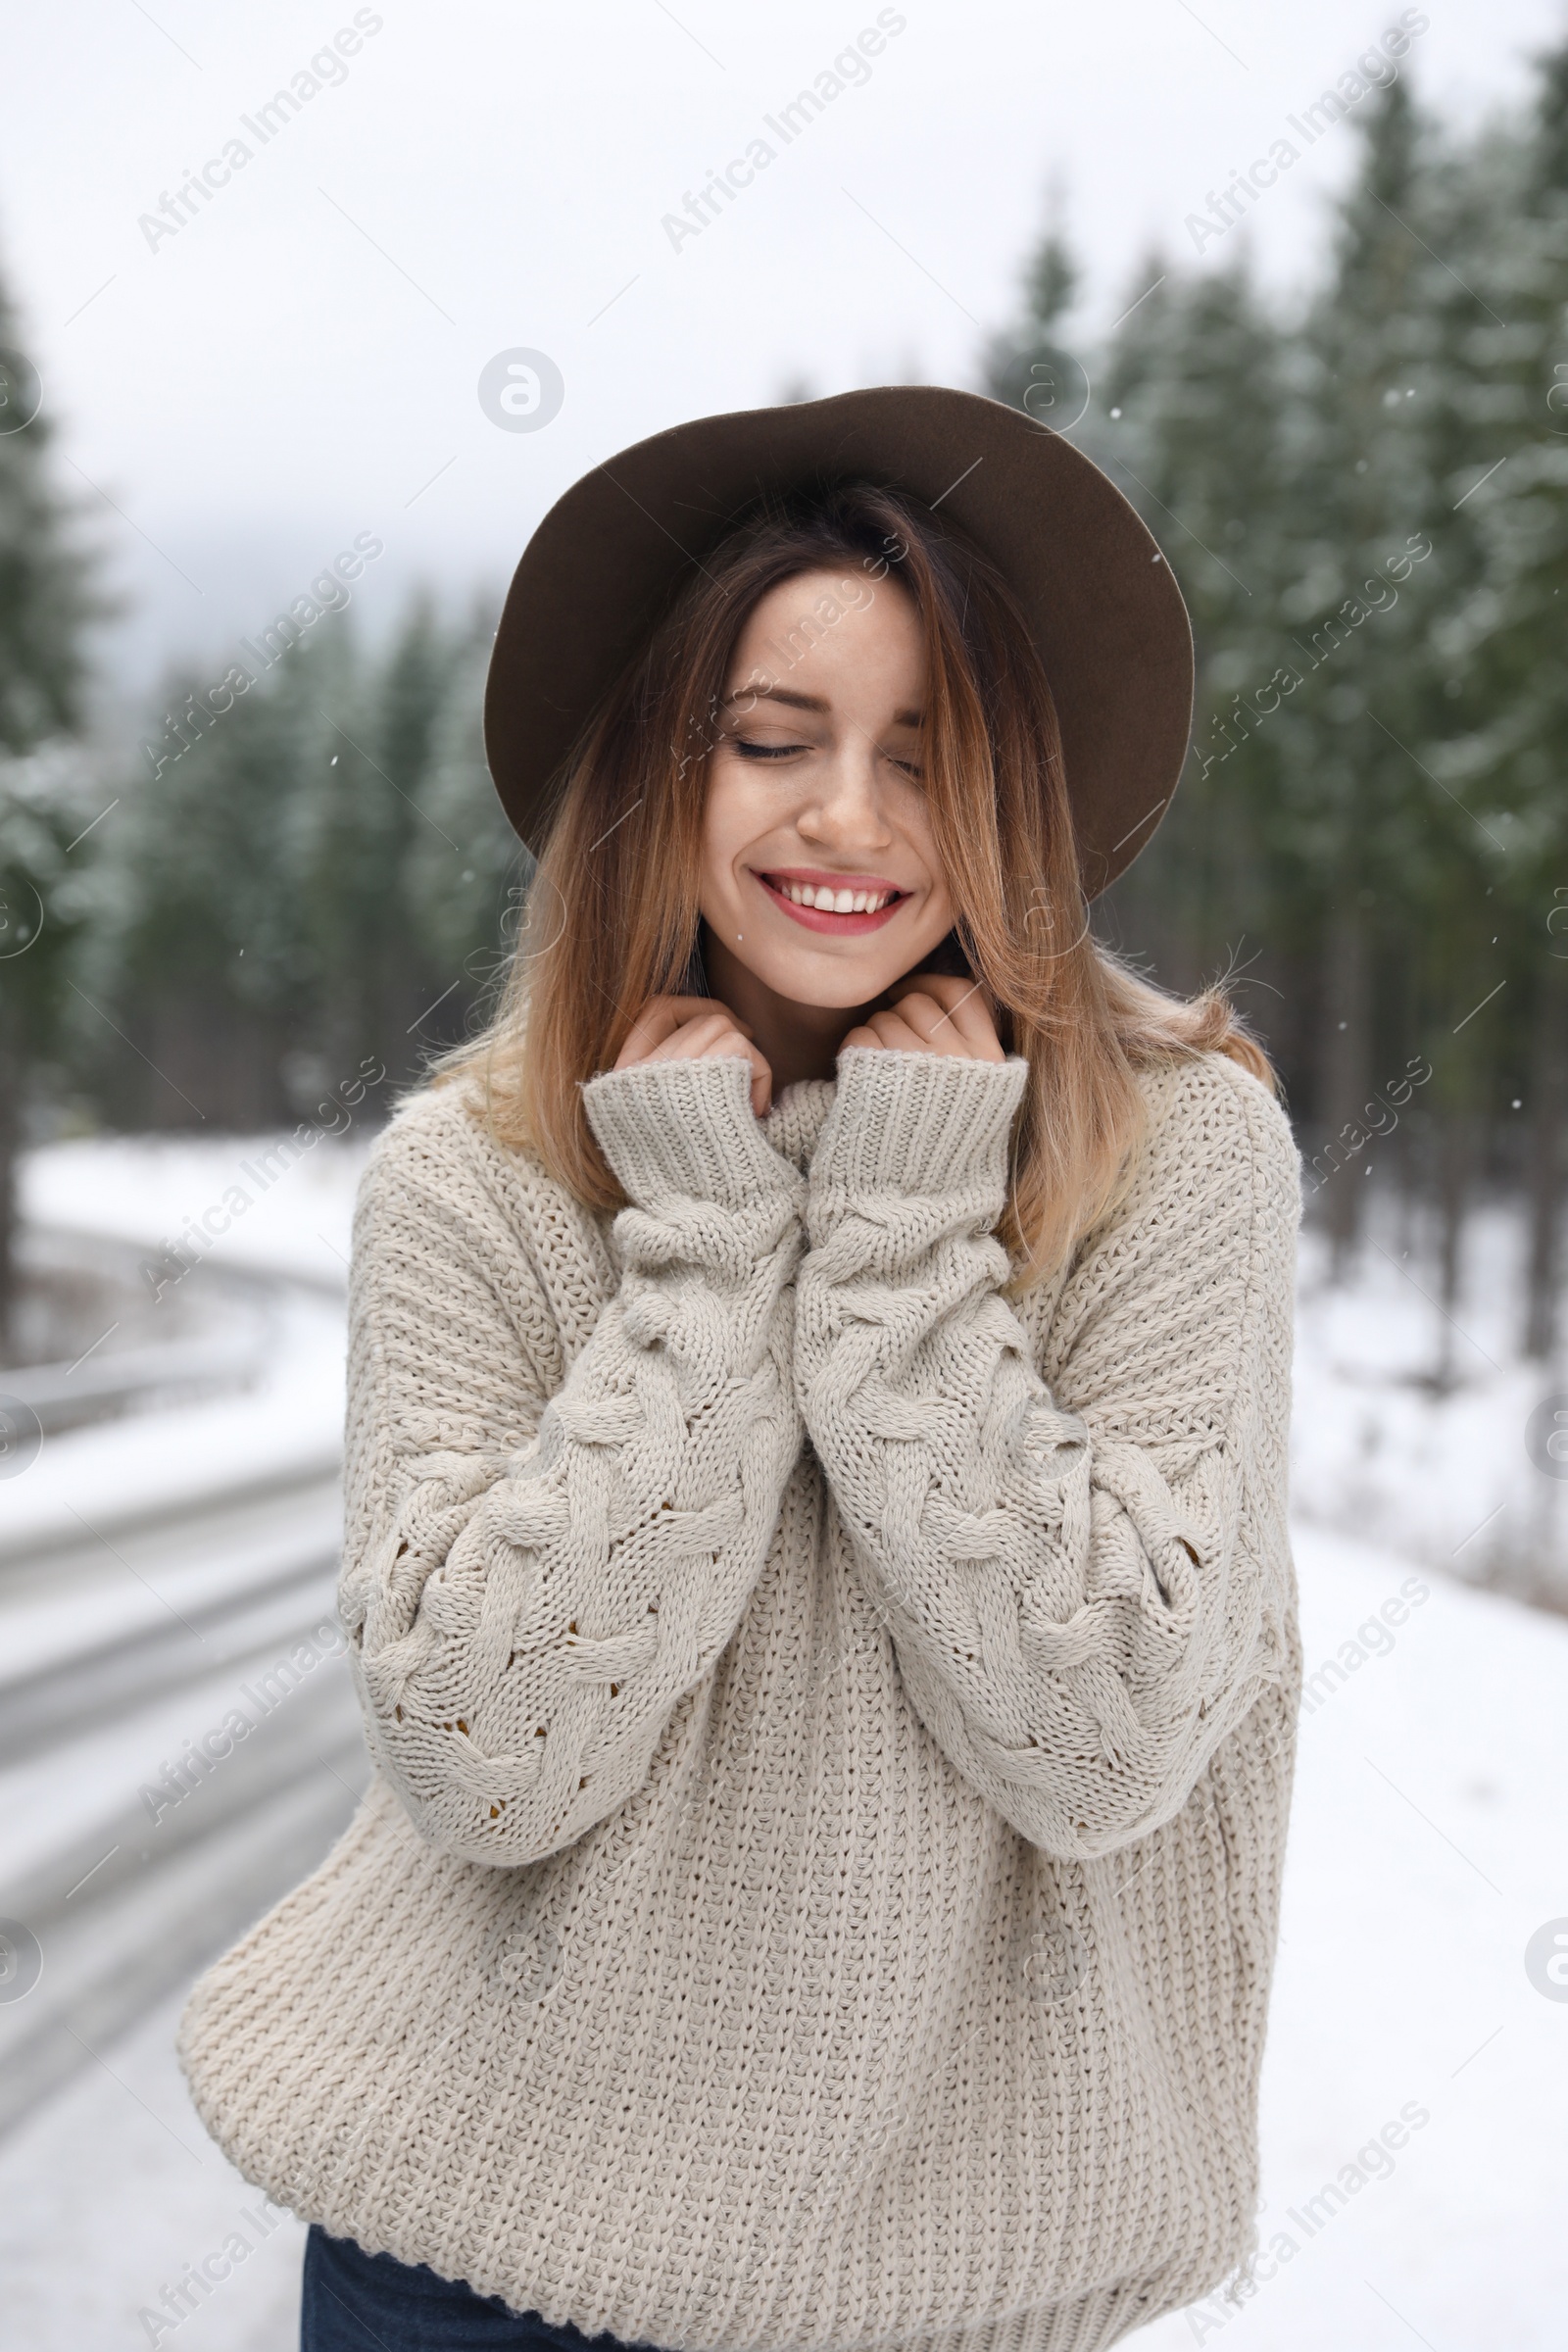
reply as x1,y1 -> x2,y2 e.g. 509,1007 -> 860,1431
752,869 -> 910,936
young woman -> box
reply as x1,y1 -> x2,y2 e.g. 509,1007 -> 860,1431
179,387 -> 1302,2352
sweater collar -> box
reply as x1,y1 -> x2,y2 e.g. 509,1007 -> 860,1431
761,1076 -> 838,1171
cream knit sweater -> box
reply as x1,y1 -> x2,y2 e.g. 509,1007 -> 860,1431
178,1043 -> 1302,2352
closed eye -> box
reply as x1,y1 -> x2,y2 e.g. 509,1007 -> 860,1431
732,736 -> 922,777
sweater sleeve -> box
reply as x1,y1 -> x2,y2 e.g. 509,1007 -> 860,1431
793,1045 -> 1299,1862
338,1055 -> 806,1868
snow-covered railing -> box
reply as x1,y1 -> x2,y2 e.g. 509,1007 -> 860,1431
4,1332 -> 270,1439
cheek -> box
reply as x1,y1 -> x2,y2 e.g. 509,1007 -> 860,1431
698,764 -> 753,906
700,766 -> 747,894
900,796 -> 951,906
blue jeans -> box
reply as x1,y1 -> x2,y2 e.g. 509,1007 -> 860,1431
301,2223 -> 660,2351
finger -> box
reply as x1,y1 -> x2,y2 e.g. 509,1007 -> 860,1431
882,993 -> 978,1055
885,989 -> 947,1039
694,1027 -> 760,1067
615,999 -> 703,1062
681,997 -> 756,1038
652,1011 -> 770,1106
894,972 -> 1001,1056
617,996 -> 753,1064
655,993 -> 753,1030
642,1009 -> 741,1062
861,1010 -> 929,1054
696,1030 -> 772,1114
899,970 -> 987,1016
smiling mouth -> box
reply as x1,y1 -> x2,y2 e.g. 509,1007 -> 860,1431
754,870 -> 910,933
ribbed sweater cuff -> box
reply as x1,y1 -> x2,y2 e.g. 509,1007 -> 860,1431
808,1048 -> 1028,1211
582,1054 -> 803,1213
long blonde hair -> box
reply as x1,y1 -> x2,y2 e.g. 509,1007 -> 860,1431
431,480 -> 1274,1292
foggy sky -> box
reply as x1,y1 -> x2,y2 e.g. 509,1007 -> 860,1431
1,0 -> 1559,708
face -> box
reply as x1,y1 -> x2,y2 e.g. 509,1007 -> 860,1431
698,564 -> 956,1010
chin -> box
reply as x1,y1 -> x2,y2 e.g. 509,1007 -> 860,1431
761,948 -> 926,1009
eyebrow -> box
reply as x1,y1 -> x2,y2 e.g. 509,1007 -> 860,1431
723,685 -> 923,726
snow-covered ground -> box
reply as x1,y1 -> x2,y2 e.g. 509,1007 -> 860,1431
1293,1200 -> 1568,1610
18,1126 -> 376,1295
4,1134 -> 369,1559
2,1132 -> 1564,2349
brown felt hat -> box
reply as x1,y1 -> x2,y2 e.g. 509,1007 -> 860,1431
483,384 -> 1194,898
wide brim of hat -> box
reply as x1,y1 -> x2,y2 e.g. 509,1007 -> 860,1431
483,384 -> 1194,898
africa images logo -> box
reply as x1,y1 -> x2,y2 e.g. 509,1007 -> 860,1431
136,13 -> 385,252
1184,12 -> 1431,256
660,10 -> 907,253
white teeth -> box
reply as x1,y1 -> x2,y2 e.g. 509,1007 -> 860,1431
773,877 -> 894,912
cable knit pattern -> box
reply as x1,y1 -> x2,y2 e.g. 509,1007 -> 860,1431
176,1046 -> 1302,2352
334,1053 -> 806,1865
796,1048 -> 1293,1860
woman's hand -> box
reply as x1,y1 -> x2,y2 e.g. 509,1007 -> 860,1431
613,994 -> 774,1117
841,970 -> 1005,1063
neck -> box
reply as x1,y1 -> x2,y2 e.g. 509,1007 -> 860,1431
700,923 -> 881,1095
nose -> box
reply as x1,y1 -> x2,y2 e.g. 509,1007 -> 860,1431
794,732 -> 896,854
